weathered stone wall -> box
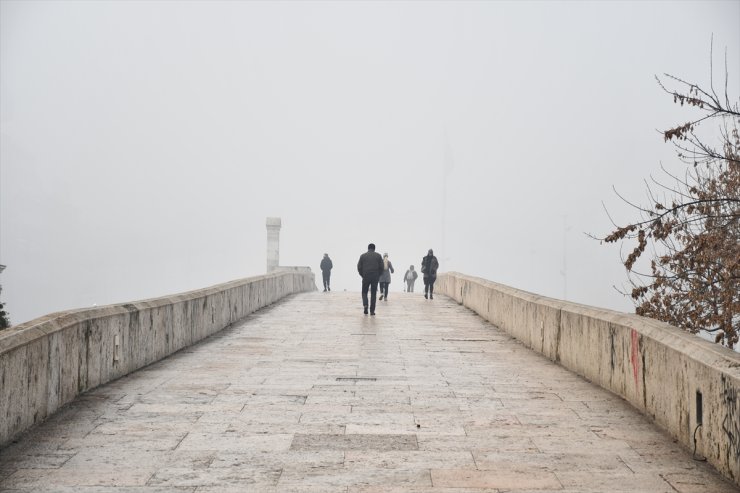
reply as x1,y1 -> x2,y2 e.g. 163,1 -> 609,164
0,270 -> 316,447
437,272 -> 740,486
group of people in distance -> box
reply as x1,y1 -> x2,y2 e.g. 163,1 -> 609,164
319,245 -> 439,316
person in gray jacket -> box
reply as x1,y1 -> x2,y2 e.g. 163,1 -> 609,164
357,243 -> 384,315
378,253 -> 394,301
404,265 -> 418,292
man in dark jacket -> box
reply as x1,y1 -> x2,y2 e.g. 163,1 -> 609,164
421,248 -> 439,300
357,243 -> 384,315
320,253 -> 333,292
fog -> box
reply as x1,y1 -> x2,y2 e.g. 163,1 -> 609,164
1,0 -> 738,325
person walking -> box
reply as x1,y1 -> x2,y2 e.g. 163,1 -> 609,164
320,253 -> 333,292
404,265 -> 418,292
378,253 -> 394,301
357,243 -> 384,315
421,249 -> 439,299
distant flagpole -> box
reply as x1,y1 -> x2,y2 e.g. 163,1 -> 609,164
442,128 -> 454,265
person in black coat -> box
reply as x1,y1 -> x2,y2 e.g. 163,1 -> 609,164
421,249 -> 439,299
320,253 -> 333,292
357,243 -> 384,315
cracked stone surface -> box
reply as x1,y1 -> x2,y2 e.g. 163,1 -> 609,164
0,291 -> 737,492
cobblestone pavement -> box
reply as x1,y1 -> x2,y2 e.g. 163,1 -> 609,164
1,291 -> 737,492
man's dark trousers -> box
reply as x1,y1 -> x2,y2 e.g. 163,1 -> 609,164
361,275 -> 380,313
424,275 -> 436,298
322,271 -> 331,290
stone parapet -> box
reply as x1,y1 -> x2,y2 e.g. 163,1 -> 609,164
437,272 -> 740,487
0,270 -> 316,447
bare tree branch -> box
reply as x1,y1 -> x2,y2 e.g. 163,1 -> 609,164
597,50 -> 739,348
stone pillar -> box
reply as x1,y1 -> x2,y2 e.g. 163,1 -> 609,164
266,217 -> 281,272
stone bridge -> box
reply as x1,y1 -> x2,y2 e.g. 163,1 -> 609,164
0,269 -> 739,492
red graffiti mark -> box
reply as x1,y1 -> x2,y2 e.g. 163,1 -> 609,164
630,329 -> 640,388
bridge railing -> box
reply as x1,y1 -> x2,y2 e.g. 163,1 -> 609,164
0,270 -> 316,447
438,272 -> 740,487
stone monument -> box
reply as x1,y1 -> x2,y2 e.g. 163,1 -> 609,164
266,217 -> 281,272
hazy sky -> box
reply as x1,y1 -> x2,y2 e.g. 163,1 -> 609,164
1,0 -> 738,325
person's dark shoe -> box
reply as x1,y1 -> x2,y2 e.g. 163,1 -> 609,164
430,295 -> 433,300
370,311 -> 375,316
363,306 -> 368,315
424,294 -> 428,299
323,288 -> 327,292
379,295 -> 384,301
328,287 -> 330,291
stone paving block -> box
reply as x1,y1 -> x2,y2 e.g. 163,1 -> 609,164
563,394 -> 645,423
590,422 -> 683,444
553,390 -> 625,402
554,471 -> 682,492
456,400 -> 506,413
0,487 -> 195,493
492,382 -> 549,392
291,433 -> 418,451
91,418 -> 227,437
59,432 -> 187,451
467,421 -> 598,440
277,466 -> 432,489
63,447 -> 169,471
493,391 -> 563,401
431,468 -> 562,489
348,391 -> 414,405
236,409 -> 302,424
418,434 -> 540,453
349,403 -> 415,414
660,471 -> 740,493
23,417 -> 103,441
199,487 -> 348,493
409,398 -> 466,413
300,403 -> 353,413
309,384 -> 376,393
499,397 -> 587,413
125,402 -> 241,415
133,391 -> 217,406
209,450 -> 344,470
176,432 -> 294,452
0,452 -> 74,471
147,466 -> 282,488
472,450 -> 634,473
344,423 -> 450,436
531,435 -> 638,455
0,434 -> 70,460
245,393 -> 310,405
305,393 -> 410,407
1,466 -> 156,488
351,488 -> 499,493
104,410 -> 204,425
513,409 -> 582,425
198,391 -> 255,408
228,420 -> 346,435
215,380 -> 266,391
299,411 -> 415,428
165,450 -> 217,470
344,450 -> 475,469
158,381 -> 229,393
404,415 -> 468,436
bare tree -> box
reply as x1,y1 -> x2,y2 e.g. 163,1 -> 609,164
601,49 -> 739,348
